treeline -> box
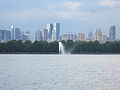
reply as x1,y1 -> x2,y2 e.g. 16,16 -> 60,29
0,40 -> 120,54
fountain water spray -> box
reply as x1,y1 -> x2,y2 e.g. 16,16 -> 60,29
59,42 -> 65,54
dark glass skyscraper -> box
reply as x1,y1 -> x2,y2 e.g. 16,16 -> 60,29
55,23 -> 60,41
15,28 -> 21,40
0,30 -> 11,42
109,26 -> 116,41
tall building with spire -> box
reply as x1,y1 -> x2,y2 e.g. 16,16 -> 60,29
94,29 -> 102,43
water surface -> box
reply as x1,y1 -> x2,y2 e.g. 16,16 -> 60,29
0,55 -> 120,90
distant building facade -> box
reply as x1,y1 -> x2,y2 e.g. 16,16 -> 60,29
15,28 -> 21,40
59,35 -> 62,41
21,31 -> 31,41
94,29 -> 102,43
102,34 -> 109,43
35,30 -> 43,41
63,33 -> 73,41
47,24 -> 53,40
43,29 -> 48,41
11,25 -> 15,40
87,31 -> 93,41
0,30 -> 11,42
74,34 -> 77,41
52,23 -> 60,41
77,33 -> 85,41
109,26 -> 116,41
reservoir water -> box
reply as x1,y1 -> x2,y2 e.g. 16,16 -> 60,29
0,55 -> 120,90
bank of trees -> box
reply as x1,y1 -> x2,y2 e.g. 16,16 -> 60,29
0,40 -> 120,54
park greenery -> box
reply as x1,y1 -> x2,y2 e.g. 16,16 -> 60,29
0,40 -> 120,54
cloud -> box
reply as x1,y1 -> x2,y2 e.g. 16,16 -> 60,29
0,1 -> 89,23
99,0 -> 120,7
49,1 -> 82,11
54,11 -> 89,19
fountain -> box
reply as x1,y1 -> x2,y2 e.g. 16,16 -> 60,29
59,42 -> 65,54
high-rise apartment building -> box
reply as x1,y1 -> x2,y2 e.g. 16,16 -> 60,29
109,26 -> 116,41
77,33 -> 85,41
35,30 -> 43,41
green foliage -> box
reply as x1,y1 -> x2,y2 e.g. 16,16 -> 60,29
0,40 -> 120,54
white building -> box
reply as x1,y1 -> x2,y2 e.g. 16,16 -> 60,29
94,29 -> 102,43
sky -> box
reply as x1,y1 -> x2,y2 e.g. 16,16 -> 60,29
0,0 -> 120,39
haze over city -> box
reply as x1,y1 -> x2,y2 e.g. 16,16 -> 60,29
0,0 -> 120,39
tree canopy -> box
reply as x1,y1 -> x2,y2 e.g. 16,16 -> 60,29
0,40 -> 120,54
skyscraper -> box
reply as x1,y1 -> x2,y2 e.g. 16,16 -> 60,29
109,26 -> 116,41
52,29 -> 56,41
47,24 -> 53,40
35,30 -> 43,41
52,23 -> 60,41
15,28 -> 21,40
7,31 -> 11,41
0,30 -> 7,41
43,29 -> 48,41
94,29 -> 102,43
11,25 -> 15,40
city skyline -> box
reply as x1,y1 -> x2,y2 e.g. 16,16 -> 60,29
0,23 -> 118,43
0,0 -> 120,39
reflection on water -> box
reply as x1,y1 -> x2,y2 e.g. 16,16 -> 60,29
0,55 -> 120,90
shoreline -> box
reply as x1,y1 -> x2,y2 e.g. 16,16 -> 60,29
0,52 -> 120,55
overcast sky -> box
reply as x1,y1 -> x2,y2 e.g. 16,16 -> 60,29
0,0 -> 120,39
